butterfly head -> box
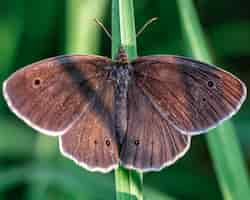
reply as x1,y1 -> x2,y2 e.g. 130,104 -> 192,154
115,46 -> 129,64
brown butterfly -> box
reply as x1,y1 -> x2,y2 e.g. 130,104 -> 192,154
3,47 -> 246,172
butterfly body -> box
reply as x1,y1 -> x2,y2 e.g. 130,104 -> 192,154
3,47 -> 246,172
110,66 -> 131,145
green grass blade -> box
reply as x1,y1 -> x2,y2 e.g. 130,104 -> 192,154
112,0 -> 137,59
66,0 -> 109,54
176,0 -> 250,199
112,0 -> 143,199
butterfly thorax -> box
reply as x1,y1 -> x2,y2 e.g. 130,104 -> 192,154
109,64 -> 133,95
109,47 -> 134,98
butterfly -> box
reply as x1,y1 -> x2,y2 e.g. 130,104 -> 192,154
3,47 -> 246,172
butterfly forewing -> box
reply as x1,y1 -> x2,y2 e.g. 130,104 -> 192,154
132,56 -> 246,135
3,55 -> 112,136
60,79 -> 119,172
120,82 -> 190,172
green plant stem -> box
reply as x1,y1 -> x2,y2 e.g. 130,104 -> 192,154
177,1 -> 250,199
112,0 -> 143,200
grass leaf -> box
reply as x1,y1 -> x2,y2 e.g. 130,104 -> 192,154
112,0 -> 143,199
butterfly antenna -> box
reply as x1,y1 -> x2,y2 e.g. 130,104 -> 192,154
136,17 -> 158,38
94,18 -> 112,40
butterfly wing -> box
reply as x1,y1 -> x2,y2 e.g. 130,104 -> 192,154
120,83 -> 190,172
59,79 -> 119,172
132,56 -> 246,135
3,55 -> 112,136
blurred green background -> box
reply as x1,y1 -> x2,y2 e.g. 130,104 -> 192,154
0,0 -> 250,199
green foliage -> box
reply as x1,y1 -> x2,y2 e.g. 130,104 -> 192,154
0,0 -> 249,199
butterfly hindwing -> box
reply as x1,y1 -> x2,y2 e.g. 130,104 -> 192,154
132,56 -> 246,135
60,79 -> 119,172
120,82 -> 191,172
3,55 -> 112,136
